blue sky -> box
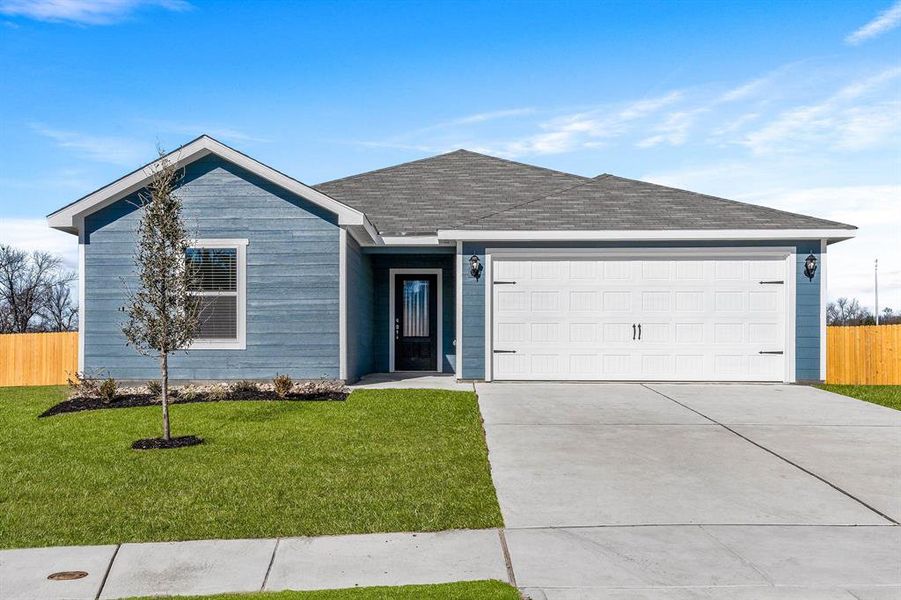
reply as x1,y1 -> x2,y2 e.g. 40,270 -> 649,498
1,0 -> 899,310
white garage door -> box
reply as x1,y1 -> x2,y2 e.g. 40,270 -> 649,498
490,256 -> 789,381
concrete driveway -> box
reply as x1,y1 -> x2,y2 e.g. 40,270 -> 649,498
477,383 -> 901,599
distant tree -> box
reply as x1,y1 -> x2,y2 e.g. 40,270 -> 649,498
121,150 -> 199,442
40,280 -> 79,332
880,307 -> 901,325
0,244 -> 76,333
827,297 -> 876,326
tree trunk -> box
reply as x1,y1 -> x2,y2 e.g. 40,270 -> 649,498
160,352 -> 171,441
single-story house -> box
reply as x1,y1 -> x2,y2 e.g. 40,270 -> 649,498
48,135 -> 855,383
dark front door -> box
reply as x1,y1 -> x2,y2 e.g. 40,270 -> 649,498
394,273 -> 438,371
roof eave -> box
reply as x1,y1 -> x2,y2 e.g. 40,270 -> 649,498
436,228 -> 857,243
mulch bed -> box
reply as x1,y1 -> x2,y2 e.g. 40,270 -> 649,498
39,391 -> 349,418
132,435 -> 204,450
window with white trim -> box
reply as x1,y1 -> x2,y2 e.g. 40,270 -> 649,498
186,240 -> 247,349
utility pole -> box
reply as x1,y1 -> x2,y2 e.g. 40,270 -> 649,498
875,258 -> 879,326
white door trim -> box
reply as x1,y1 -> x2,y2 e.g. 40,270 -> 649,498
484,247 -> 796,383
455,242 -> 463,379
389,268 -> 443,374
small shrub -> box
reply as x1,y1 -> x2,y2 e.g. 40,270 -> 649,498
98,377 -> 118,404
273,374 -> 293,398
229,379 -> 259,398
206,384 -> 228,401
146,380 -> 162,398
179,385 -> 200,401
66,372 -> 100,399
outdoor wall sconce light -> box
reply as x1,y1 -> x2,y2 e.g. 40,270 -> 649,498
469,254 -> 483,281
804,254 -> 818,281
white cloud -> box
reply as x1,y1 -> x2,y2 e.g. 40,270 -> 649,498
31,124 -> 148,166
0,218 -> 78,270
717,77 -> 769,103
846,0 -> 901,45
477,91 -> 684,157
637,108 -> 707,148
449,108 -> 536,126
710,112 -> 760,138
0,0 -> 190,25
741,66 -> 901,155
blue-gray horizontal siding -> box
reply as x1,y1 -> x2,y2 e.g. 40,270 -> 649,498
83,154 -> 341,381
794,241 -> 822,381
367,251 -> 456,374
345,235 -> 374,383
461,240 -> 823,381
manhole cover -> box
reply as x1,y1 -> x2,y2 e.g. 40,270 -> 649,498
47,571 -> 88,581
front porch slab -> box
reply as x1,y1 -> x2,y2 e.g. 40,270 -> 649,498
351,372 -> 474,391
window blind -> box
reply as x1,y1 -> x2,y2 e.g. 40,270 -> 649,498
186,247 -> 239,340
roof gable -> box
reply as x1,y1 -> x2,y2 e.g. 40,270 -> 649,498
48,135 -> 374,238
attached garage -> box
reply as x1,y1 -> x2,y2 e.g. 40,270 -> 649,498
487,249 -> 794,382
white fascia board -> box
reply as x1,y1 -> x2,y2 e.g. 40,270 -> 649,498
46,135 -> 377,240
438,229 -> 857,242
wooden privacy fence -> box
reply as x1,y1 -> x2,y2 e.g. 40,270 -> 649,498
0,332 -> 78,387
827,325 -> 901,385
1,328 -> 899,386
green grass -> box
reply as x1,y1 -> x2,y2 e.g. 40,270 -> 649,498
125,580 -> 520,600
817,384 -> 901,411
0,386 -> 502,549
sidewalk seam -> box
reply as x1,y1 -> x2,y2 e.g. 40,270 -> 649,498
94,543 -> 120,600
497,528 -> 517,587
261,537 -> 280,591
642,384 -> 899,526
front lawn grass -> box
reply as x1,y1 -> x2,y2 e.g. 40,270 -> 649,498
0,386 -> 502,549
817,384 -> 901,411
126,580 -> 520,600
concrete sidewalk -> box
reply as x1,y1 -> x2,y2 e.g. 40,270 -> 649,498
0,529 -> 510,600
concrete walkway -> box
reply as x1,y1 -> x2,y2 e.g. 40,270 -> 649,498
478,382 -> 901,599
0,529 -> 510,600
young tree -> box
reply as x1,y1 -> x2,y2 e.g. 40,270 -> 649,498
121,151 -> 199,441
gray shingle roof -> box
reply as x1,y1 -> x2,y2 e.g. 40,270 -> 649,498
316,150 -> 854,234
316,150 -> 588,234
459,174 -> 856,231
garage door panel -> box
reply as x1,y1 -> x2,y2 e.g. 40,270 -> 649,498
570,323 -> 597,343
497,289 -> 527,311
569,290 -> 597,311
639,322 -> 671,343
675,261 -> 705,280
675,323 -> 704,343
641,261 -> 673,280
491,256 -> 788,382
602,261 -> 632,280
601,322 -> 633,343
641,291 -> 672,312
675,291 -> 705,311
749,290 -> 779,311
602,291 -> 632,311
675,354 -> 705,378
569,261 -> 598,279
714,291 -> 746,311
